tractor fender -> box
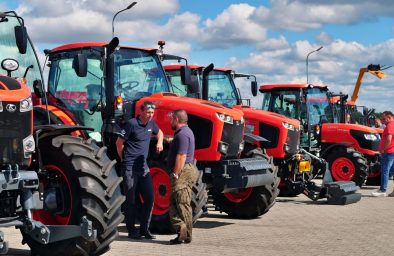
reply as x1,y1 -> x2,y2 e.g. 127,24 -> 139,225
320,142 -> 352,158
34,124 -> 93,142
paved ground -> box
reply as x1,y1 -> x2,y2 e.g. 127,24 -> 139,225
3,182 -> 394,256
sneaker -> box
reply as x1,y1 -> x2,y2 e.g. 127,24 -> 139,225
388,191 -> 394,197
371,190 -> 387,197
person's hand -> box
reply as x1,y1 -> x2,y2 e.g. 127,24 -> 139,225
156,143 -> 163,153
164,136 -> 173,143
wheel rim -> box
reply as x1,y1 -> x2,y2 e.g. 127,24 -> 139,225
150,167 -> 171,216
33,164 -> 72,225
331,157 -> 355,181
224,188 -> 253,203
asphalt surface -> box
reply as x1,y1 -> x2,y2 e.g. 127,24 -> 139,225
2,182 -> 394,256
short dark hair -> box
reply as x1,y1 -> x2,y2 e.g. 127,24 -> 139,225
383,111 -> 394,117
173,109 -> 188,123
141,101 -> 155,110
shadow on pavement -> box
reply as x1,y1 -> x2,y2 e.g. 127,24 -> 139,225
115,234 -> 171,245
193,220 -> 233,229
6,248 -> 30,256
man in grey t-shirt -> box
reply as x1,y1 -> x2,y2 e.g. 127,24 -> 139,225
167,109 -> 198,244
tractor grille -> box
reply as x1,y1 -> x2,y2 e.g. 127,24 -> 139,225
0,102 -> 32,167
285,128 -> 300,155
221,121 -> 243,158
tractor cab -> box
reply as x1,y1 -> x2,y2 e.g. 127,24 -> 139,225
261,85 -> 337,149
46,43 -> 170,142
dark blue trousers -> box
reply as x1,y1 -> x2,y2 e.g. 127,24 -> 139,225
122,166 -> 154,234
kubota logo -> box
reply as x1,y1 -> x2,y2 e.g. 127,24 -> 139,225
6,104 -> 16,112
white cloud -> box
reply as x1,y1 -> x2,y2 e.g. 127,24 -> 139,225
226,38 -> 394,112
316,32 -> 333,45
254,0 -> 394,32
257,35 -> 289,50
199,4 -> 267,49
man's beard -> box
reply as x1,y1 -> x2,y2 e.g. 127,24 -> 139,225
171,124 -> 176,130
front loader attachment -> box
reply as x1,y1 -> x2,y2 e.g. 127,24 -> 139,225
301,150 -> 362,205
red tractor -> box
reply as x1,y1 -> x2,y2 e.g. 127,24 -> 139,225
0,11 -> 124,255
41,38 -> 279,232
260,83 -> 380,187
164,64 -> 360,204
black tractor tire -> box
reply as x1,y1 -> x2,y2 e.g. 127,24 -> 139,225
22,136 -> 125,256
148,160 -> 207,234
326,147 -> 368,187
212,148 -> 279,219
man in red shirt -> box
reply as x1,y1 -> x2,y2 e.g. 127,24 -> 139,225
372,111 -> 394,197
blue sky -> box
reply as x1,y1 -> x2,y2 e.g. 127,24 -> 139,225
1,0 -> 394,112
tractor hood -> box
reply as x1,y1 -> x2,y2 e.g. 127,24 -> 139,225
0,75 -> 31,102
137,92 -> 244,121
233,105 -> 300,129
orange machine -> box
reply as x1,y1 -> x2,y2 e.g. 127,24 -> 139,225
164,64 -> 361,204
0,11 -> 124,255
260,83 -> 380,187
41,39 -> 278,232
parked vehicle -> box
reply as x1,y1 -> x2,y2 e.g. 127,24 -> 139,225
0,11 -> 124,255
164,64 -> 360,204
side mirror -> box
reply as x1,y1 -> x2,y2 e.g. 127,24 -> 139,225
33,79 -> 45,98
15,25 -> 27,54
251,81 -> 257,97
180,66 -> 193,86
73,53 -> 87,77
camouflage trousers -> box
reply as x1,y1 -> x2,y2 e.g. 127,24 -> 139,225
169,163 -> 199,241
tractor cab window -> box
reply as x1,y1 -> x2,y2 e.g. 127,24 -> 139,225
207,70 -> 238,107
305,88 -> 335,125
262,90 -> 301,119
115,48 -> 169,101
0,12 -> 43,89
48,49 -> 104,141
166,70 -> 188,96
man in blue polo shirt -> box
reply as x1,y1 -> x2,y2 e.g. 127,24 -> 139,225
167,109 -> 198,244
116,101 -> 163,239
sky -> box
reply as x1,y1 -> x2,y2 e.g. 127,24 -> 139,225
2,0 -> 394,112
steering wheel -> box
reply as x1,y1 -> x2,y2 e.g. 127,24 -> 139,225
120,81 -> 140,90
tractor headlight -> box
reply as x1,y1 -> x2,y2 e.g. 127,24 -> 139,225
218,141 -> 229,155
20,96 -> 33,112
216,113 -> 233,124
1,58 -> 19,72
364,134 -> 378,141
0,101 -> 2,112
238,140 -> 245,154
240,116 -> 245,124
282,122 -> 295,131
23,135 -> 35,157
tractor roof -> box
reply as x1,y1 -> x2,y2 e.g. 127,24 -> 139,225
164,64 -> 203,70
164,64 -> 232,73
50,42 -> 155,54
259,83 -> 328,92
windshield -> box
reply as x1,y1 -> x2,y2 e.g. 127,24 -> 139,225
207,70 -> 238,107
115,48 -> 169,101
305,87 -> 335,125
166,70 -> 188,96
0,12 -> 43,89
47,47 -> 169,141
261,90 -> 301,119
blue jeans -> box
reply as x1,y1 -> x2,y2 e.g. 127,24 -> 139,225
380,153 -> 394,192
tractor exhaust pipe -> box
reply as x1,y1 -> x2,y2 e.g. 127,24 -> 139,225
202,63 -> 214,101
